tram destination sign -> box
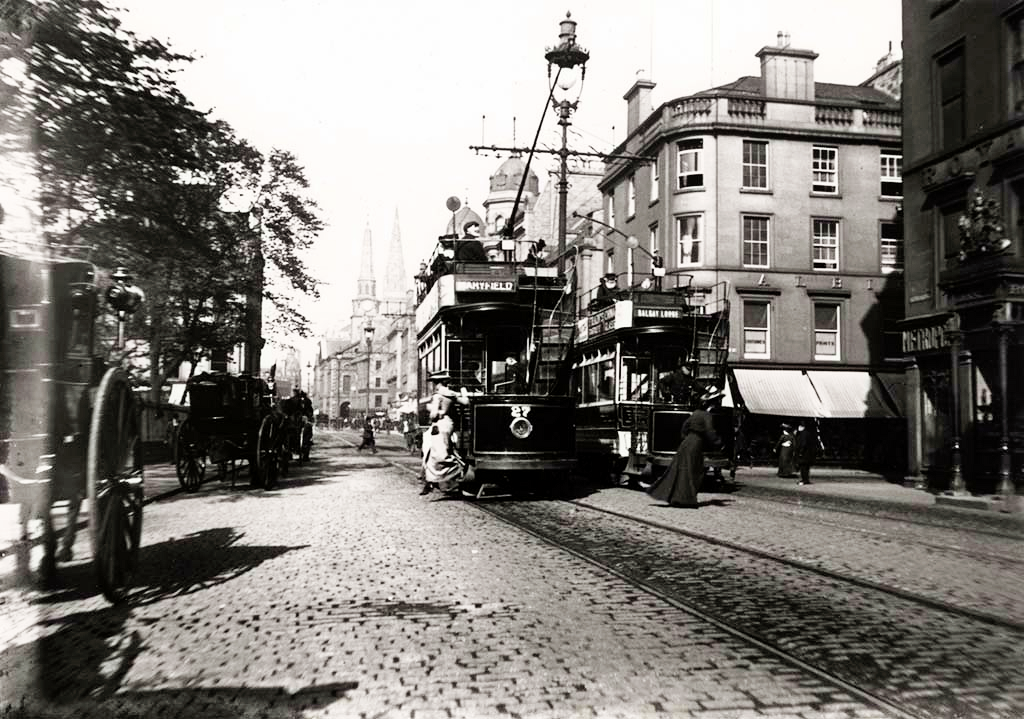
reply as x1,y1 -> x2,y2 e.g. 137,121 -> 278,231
635,306 -> 682,320
454,276 -> 516,293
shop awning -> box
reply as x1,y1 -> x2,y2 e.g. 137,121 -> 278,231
806,370 -> 900,419
731,369 -> 826,418
873,372 -> 907,416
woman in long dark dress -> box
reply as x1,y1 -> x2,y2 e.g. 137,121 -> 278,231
776,423 -> 796,477
649,388 -> 724,508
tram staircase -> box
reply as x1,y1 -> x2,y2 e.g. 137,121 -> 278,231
529,308 -> 575,396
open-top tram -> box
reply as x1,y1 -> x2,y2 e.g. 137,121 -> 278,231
572,271 -> 731,485
414,235 -> 576,497
0,253 -> 145,603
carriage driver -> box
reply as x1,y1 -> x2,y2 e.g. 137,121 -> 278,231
419,369 -> 470,495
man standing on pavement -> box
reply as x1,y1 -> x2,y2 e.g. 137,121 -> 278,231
793,419 -> 821,485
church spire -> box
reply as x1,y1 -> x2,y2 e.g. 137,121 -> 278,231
382,208 -> 407,300
356,221 -> 376,299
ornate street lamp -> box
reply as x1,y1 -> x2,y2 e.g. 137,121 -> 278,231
105,266 -> 145,350
364,321 -> 375,421
545,11 -> 589,274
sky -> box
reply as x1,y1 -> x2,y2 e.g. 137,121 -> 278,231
112,0 -> 902,362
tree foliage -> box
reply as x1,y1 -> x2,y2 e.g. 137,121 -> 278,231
3,0 -> 322,394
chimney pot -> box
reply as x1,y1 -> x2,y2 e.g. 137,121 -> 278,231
777,31 -> 784,46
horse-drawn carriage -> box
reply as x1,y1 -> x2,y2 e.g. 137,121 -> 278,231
0,255 -> 145,603
174,372 -> 285,491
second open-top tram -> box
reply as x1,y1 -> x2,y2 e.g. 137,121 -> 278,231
414,236 -> 576,497
572,271 -> 731,485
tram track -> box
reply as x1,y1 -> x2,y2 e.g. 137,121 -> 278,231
735,485 -> 1024,543
640,488 -> 1024,566
472,498 -> 1024,719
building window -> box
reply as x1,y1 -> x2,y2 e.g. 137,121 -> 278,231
743,301 -> 770,358
342,375 -> 351,393
937,45 -> 965,146
880,150 -> 902,197
374,377 -> 381,388
1011,11 -> 1024,115
374,395 -> 382,407
650,154 -> 659,202
812,146 -> 838,194
742,215 -> 770,268
742,140 -> 768,189
606,192 -> 615,227
677,139 -> 704,189
493,214 -> 504,235
939,200 -> 967,263
813,303 -> 841,361
676,214 -> 703,266
649,224 -> 658,256
880,221 -> 904,273
375,360 -> 381,370
605,250 -> 615,275
627,175 -> 636,217
812,218 -> 840,271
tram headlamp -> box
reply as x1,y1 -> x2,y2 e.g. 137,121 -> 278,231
68,282 -> 97,314
509,416 -> 533,439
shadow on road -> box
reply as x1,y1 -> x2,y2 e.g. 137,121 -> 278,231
35,527 -> 307,606
2,527 -> 319,717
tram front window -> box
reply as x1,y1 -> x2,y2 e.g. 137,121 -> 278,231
621,356 -> 652,402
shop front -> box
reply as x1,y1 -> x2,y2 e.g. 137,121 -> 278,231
727,367 -> 905,473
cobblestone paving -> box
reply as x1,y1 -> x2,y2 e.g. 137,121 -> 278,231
487,499 -> 1024,719
1,441 -> 891,719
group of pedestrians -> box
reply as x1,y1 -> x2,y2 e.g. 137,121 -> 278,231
775,420 -> 821,485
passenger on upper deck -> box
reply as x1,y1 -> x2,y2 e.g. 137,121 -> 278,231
455,221 -> 488,263
651,249 -> 665,291
588,273 -> 620,311
527,239 -> 548,266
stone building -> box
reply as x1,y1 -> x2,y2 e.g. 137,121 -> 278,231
310,211 -> 415,424
900,0 -> 1024,501
596,33 -> 907,470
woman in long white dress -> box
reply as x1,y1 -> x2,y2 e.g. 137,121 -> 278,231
420,370 -> 469,495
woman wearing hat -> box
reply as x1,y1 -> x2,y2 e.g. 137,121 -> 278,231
420,369 -> 470,495
775,423 -> 797,478
648,386 -> 724,508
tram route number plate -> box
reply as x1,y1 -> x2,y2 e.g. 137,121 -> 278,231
636,307 -> 682,319
455,279 -> 515,292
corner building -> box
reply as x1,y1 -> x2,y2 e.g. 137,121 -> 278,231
599,34 -> 906,469
901,0 -> 1024,497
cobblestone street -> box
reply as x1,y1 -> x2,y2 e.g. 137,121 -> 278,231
1,431 -> 1021,718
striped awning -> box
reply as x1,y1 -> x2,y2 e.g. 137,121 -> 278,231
806,371 -> 900,419
731,369 -> 826,418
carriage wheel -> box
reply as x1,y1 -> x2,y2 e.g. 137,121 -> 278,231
174,418 -> 205,492
87,367 -> 144,604
277,421 -> 291,479
253,415 -> 278,489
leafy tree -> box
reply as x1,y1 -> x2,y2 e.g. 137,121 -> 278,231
2,0 -> 322,398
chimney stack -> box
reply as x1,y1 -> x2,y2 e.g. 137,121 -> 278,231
756,32 -> 817,101
623,71 -> 656,135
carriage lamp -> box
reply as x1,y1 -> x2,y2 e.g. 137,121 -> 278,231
106,266 -> 145,349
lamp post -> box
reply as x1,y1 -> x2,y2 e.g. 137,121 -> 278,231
364,321 -> 375,422
545,12 -> 589,275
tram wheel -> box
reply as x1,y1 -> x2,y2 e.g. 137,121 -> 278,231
87,368 -> 144,604
175,418 -> 205,492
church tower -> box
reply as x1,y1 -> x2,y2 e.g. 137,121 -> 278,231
351,222 -> 377,342
380,208 -> 409,316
